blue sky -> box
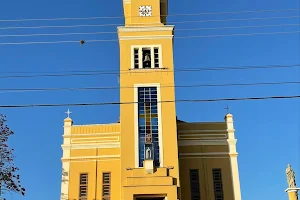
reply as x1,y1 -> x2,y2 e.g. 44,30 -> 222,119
0,0 -> 299,199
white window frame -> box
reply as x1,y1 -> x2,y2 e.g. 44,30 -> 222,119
131,45 -> 163,69
133,83 -> 164,168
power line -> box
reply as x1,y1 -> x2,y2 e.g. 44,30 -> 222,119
0,8 -> 298,22
0,30 -> 299,46
0,81 -> 298,94
1,95 -> 299,108
0,16 -> 299,31
1,64 -> 300,79
0,23 -> 298,38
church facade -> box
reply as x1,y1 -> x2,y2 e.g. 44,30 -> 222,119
60,0 -> 242,199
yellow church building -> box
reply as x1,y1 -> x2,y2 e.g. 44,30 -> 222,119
60,0 -> 242,199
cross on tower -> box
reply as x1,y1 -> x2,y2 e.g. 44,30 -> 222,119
65,109 -> 72,118
224,105 -> 230,114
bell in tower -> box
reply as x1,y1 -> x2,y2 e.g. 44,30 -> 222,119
143,49 -> 151,68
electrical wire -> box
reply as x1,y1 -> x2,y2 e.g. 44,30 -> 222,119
0,81 -> 298,94
0,8 -> 298,22
0,31 -> 299,46
0,23 -> 298,38
0,16 -> 299,31
1,95 -> 299,108
1,64 -> 300,79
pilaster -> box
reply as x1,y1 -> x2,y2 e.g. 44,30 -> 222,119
285,188 -> 299,200
60,117 -> 73,200
225,113 -> 242,200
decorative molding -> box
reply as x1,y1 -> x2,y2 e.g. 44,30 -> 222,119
62,157 -> 120,162
285,188 -> 300,192
178,134 -> 227,140
72,123 -> 119,127
123,0 -> 131,4
179,152 -> 229,156
178,139 -> 237,146
228,139 -> 237,145
119,35 -> 173,41
178,140 -> 227,146
178,130 -> 227,134
179,157 -> 230,159
63,132 -> 120,138
118,25 -> 174,32
61,143 -> 120,150
62,155 -> 120,162
71,136 -> 119,144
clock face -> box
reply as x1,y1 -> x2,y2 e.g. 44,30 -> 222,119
139,6 -> 152,17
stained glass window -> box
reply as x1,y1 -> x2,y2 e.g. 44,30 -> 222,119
138,87 -> 160,167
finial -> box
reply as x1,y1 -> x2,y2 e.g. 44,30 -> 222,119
65,109 -> 72,118
224,105 -> 230,114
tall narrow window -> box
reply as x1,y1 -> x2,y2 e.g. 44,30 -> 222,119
212,169 -> 224,200
134,48 -> 139,69
190,169 -> 200,200
79,173 -> 88,200
138,87 -> 160,167
154,47 -> 160,68
102,172 -> 111,200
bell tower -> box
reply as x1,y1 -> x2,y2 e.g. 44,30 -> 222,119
118,0 -> 180,199
122,0 -> 168,25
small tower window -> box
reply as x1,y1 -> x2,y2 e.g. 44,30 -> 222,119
132,46 -> 161,69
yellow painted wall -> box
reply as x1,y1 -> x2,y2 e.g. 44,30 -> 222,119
179,157 -> 234,200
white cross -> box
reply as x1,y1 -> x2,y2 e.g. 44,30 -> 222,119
65,109 -> 72,118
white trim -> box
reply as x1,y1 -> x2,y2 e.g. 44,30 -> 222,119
134,83 -> 163,168
61,143 -> 120,150
285,188 -> 300,192
60,120 -> 72,200
117,25 -> 174,32
131,45 -> 163,69
179,152 -> 229,156
120,35 -> 173,41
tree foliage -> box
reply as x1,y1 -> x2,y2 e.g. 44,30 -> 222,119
0,114 -> 25,197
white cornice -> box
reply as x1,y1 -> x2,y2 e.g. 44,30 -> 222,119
117,25 -> 174,32
119,35 -> 173,41
285,188 -> 300,192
